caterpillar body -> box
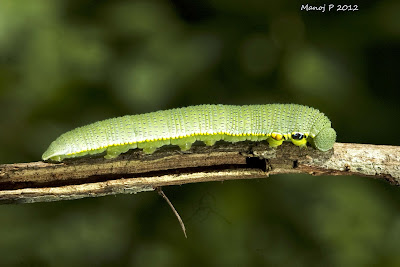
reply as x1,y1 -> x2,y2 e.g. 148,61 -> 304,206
42,104 -> 336,162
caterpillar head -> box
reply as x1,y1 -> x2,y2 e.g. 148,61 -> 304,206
309,113 -> 336,151
313,127 -> 336,151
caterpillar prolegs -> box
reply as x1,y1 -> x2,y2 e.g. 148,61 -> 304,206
42,104 -> 336,162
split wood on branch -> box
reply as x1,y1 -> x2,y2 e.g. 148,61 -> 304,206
0,142 -> 399,204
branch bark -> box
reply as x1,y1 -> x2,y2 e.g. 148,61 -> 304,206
0,142 -> 399,204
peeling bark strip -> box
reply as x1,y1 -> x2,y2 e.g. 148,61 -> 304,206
0,142 -> 399,204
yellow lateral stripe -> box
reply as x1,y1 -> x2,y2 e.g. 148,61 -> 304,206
66,131 -> 301,156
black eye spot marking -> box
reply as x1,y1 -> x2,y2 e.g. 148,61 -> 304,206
292,132 -> 304,140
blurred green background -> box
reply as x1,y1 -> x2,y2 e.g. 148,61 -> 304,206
0,0 -> 399,266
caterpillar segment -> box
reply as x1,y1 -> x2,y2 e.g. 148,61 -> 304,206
42,104 -> 336,162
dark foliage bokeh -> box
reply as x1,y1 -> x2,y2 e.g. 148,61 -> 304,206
0,0 -> 399,266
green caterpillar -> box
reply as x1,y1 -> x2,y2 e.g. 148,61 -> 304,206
42,104 -> 336,162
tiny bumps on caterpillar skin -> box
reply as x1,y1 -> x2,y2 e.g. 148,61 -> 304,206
42,104 -> 337,162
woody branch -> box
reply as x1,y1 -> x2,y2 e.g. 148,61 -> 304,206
0,142 -> 398,204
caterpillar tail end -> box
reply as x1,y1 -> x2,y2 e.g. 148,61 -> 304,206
42,141 -> 64,162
